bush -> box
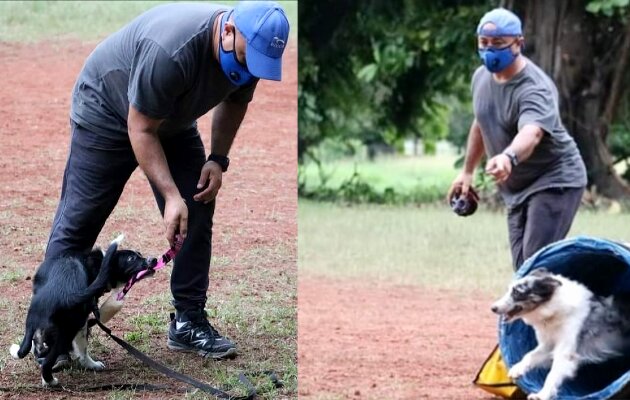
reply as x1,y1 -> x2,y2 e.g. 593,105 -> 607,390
299,170 -> 447,205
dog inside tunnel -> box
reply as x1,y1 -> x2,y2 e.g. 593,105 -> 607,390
499,237 -> 630,400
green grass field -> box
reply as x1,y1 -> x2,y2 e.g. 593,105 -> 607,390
300,155 -> 459,195
0,0 -> 298,43
298,200 -> 630,295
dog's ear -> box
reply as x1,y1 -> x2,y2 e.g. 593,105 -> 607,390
86,248 -> 104,270
541,276 -> 562,288
99,240 -> 120,274
105,240 -> 119,257
533,276 -> 562,298
111,234 -> 124,247
530,267 -> 550,277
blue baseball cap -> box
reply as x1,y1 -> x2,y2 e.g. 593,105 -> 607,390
477,8 -> 522,37
233,1 -> 290,81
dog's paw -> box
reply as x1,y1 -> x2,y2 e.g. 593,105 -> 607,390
90,360 -> 105,370
42,377 -> 59,388
508,363 -> 527,380
9,344 -> 20,359
80,358 -> 105,371
528,392 -> 553,400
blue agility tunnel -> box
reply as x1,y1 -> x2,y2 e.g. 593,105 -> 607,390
499,236 -> 630,400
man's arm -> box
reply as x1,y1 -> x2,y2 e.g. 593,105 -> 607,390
193,101 -> 249,203
505,124 -> 544,162
128,105 -> 187,246
485,124 -> 543,183
211,101 -> 249,156
447,119 -> 485,201
463,119 -> 485,175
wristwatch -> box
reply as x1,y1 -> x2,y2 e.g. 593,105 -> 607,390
207,154 -> 230,172
502,149 -> 519,167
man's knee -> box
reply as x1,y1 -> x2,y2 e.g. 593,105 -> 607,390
187,200 -> 215,229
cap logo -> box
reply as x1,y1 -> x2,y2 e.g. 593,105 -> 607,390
271,37 -> 285,49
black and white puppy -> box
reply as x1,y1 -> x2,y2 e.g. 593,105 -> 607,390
9,235 -> 156,387
492,268 -> 630,400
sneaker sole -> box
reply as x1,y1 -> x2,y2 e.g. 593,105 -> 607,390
167,340 -> 238,360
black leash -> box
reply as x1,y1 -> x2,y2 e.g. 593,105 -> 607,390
91,319 -> 282,399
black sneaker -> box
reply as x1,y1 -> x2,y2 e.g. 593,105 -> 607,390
167,311 -> 237,359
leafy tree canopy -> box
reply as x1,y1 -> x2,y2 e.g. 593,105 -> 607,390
298,0 -> 491,160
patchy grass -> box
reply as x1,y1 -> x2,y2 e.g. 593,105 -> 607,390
212,255 -> 233,267
0,3 -> 296,398
108,391 -> 137,400
130,313 -> 164,335
299,200 -> 630,295
0,241 -> 296,397
0,1 -> 298,43
0,268 -> 24,283
1,191 -> 296,398
141,291 -> 173,308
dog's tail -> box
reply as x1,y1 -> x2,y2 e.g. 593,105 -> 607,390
67,235 -> 123,308
10,326 -> 34,359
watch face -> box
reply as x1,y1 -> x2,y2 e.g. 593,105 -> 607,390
510,153 -> 518,166
504,151 -> 517,166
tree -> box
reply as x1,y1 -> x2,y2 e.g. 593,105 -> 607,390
298,0 -> 489,161
510,0 -> 630,198
299,0 -> 630,199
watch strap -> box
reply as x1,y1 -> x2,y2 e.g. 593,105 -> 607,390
207,154 -> 229,172
503,149 -> 519,167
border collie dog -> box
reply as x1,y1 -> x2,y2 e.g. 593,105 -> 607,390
9,235 -> 156,387
491,268 -> 630,400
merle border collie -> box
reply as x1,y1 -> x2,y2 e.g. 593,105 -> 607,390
492,268 -> 630,400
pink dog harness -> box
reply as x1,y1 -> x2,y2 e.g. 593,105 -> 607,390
116,237 -> 183,301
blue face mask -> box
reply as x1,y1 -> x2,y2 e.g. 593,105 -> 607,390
219,12 -> 254,86
478,41 -> 519,73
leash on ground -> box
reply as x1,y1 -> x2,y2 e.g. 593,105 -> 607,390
101,240 -> 282,398
93,319 -> 283,400
91,318 -> 283,399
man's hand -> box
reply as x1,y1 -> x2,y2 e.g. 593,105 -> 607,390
164,196 -> 188,248
447,171 -> 474,203
485,154 -> 512,183
194,160 -> 223,204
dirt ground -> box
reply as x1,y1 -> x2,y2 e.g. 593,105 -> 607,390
298,276 -> 502,400
0,39 -> 296,399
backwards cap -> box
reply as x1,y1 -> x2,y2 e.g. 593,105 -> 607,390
477,8 -> 522,37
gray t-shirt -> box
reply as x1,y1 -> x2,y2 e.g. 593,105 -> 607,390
471,59 -> 586,208
70,2 -> 258,138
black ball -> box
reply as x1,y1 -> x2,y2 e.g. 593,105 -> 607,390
450,191 -> 478,217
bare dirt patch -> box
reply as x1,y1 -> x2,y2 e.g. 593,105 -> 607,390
298,275 -> 501,400
0,39 -> 296,399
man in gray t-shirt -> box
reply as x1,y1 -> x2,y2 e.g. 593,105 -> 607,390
447,8 -> 586,270
45,1 -> 289,362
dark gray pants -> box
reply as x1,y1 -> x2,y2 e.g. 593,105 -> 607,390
507,186 -> 584,271
46,121 -> 214,311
